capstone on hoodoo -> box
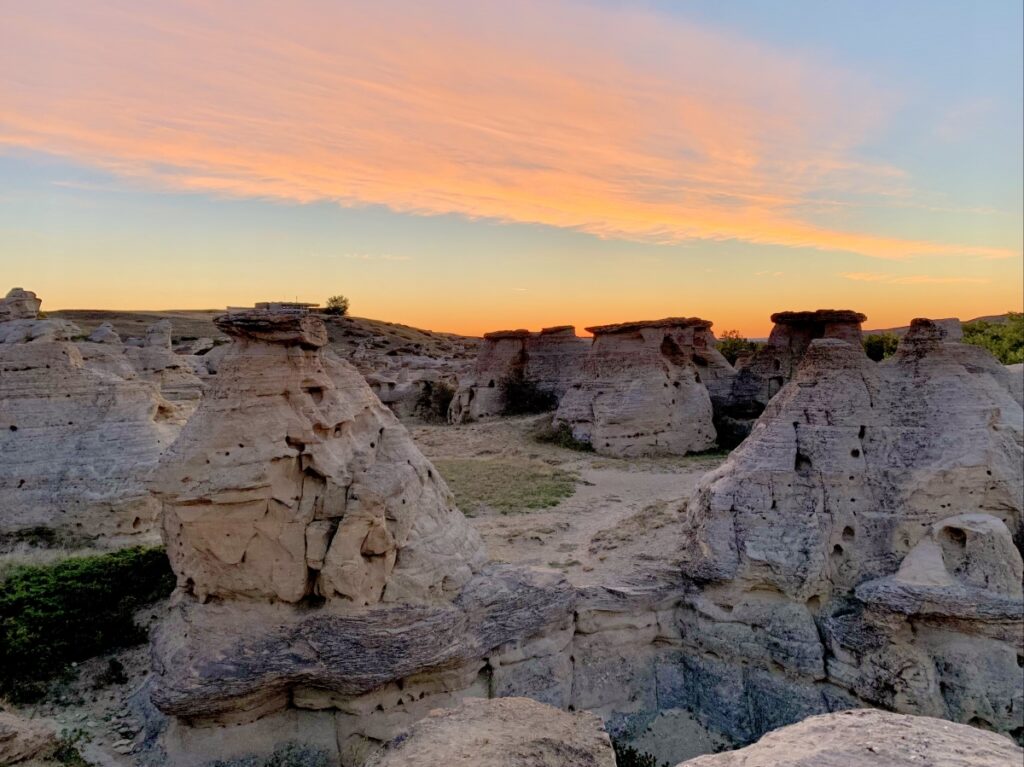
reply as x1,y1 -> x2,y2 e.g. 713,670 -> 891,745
148,305 -> 574,766
448,326 -> 588,423
553,317 -> 735,457
678,318 -> 1023,741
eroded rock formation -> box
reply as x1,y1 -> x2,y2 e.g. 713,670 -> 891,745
449,326 -> 587,423
715,309 -> 866,446
678,708 -> 1022,766
148,306 -> 575,766
368,697 -> 617,767
553,318 -> 734,457
678,319 -> 1023,741
0,289 -> 179,544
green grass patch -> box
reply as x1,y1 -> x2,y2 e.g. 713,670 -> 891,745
0,546 -> 175,702
434,458 -> 577,515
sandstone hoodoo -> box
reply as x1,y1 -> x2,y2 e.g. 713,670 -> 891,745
0,288 -> 180,545
148,305 -> 574,766
715,308 -> 867,446
679,319 -> 1024,742
448,325 -> 588,423
553,317 -> 735,457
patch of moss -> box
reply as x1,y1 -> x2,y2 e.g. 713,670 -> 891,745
433,458 -> 577,515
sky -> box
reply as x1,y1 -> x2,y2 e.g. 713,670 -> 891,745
1,0 -> 1021,337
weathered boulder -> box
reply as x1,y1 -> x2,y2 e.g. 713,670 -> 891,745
715,309 -> 866,446
679,320 -> 1023,740
449,326 -> 587,423
0,290 -> 179,543
677,708 -> 1022,766
553,318 -> 732,457
368,697 -> 617,767
125,320 -> 205,408
149,306 -> 575,766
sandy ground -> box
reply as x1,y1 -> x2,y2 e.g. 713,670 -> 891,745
412,415 -> 726,588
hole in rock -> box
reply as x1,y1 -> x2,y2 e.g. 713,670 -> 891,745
850,449 -> 860,458
941,527 -> 967,549
842,526 -> 855,542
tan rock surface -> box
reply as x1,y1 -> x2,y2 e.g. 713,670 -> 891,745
0,710 -> 56,764
554,317 -> 731,457
368,697 -> 617,767
677,708 -> 1022,766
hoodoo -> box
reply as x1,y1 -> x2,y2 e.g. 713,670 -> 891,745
553,317 -> 734,457
715,309 -> 867,446
448,325 -> 587,422
679,319 -> 1023,741
148,305 -> 574,766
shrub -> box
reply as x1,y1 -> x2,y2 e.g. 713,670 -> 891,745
414,381 -> 456,424
499,370 -> 557,415
0,546 -> 175,701
612,740 -> 669,767
863,332 -> 899,362
534,422 -> 593,452
962,312 -> 1024,364
716,330 -> 760,365
323,295 -> 350,316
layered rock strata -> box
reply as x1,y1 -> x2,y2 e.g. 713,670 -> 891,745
553,318 -> 734,457
0,289 -> 178,543
148,306 -> 574,766
448,326 -> 587,423
715,309 -> 866,446
677,319 -> 1023,742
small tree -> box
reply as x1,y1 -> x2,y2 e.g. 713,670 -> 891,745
863,333 -> 899,362
323,295 -> 350,316
716,329 -> 759,365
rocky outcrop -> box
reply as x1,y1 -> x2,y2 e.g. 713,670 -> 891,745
149,306 -> 575,766
678,319 -> 1023,741
0,710 -> 56,764
553,318 -> 734,457
124,319 -> 205,409
448,326 -> 588,423
715,309 -> 866,446
368,697 -> 617,767
677,708 -> 1022,766
0,289 -> 180,544
0,288 -> 42,321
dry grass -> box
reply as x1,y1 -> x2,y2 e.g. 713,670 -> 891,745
433,458 -> 577,516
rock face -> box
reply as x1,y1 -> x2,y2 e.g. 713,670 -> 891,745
715,309 -> 866,446
0,710 -> 56,764
679,319 -> 1023,741
553,318 -> 734,457
368,697 -> 617,767
124,319 -> 205,410
0,288 -> 42,321
448,326 -> 588,423
149,306 -> 575,766
0,289 -> 180,544
677,708 -> 1022,767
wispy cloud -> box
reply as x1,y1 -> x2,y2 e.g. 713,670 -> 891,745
841,271 -> 990,285
0,0 -> 1014,260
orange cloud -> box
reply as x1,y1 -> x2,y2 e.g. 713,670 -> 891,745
0,0 -> 1014,260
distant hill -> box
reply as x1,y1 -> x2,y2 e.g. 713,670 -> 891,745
864,313 -> 1011,337
49,309 -> 479,363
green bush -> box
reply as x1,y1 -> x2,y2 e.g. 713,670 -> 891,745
0,546 -> 175,701
962,312 -> 1024,364
414,380 -> 456,424
535,422 -> 594,452
323,295 -> 350,316
863,332 -> 900,361
612,740 -> 668,767
716,330 -> 760,365
499,370 -> 557,415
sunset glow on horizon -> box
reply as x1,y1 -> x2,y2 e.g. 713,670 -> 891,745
1,0 -> 1021,337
